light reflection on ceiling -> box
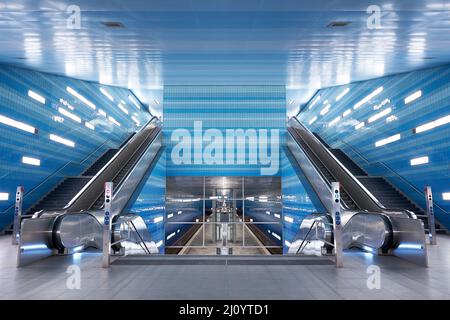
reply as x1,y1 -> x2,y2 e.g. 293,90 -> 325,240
1,0 -> 450,116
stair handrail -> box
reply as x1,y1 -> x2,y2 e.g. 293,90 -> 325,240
296,220 -> 317,254
111,218 -> 152,255
0,137 -> 113,216
337,138 -> 448,215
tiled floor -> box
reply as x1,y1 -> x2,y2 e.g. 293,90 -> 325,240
1,234 -> 450,300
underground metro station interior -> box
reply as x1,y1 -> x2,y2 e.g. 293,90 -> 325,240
1,0 -> 450,303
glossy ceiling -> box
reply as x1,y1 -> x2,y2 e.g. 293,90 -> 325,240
1,0 -> 450,115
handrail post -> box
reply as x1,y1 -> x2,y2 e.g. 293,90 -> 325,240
102,182 -> 113,268
424,186 -> 437,245
332,182 -> 343,268
12,186 -> 24,245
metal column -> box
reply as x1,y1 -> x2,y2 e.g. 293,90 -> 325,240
12,186 -> 24,245
424,186 -> 437,245
102,182 -> 113,268
331,182 -> 343,268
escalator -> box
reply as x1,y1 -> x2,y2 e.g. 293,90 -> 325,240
287,117 -> 428,266
18,117 -> 163,266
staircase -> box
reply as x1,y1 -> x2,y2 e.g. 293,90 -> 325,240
26,148 -> 118,215
82,149 -> 118,176
328,145 -> 446,234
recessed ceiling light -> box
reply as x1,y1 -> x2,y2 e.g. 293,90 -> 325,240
327,21 -> 351,27
101,21 -> 124,28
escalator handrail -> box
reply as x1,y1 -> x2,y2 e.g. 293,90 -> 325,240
290,117 -> 386,211
286,130 -> 347,211
92,126 -> 161,209
64,117 -> 158,210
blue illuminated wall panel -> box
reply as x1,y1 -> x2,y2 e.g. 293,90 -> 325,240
165,200 -> 203,247
128,151 -> 166,253
281,148 -> 326,253
163,85 -> 286,176
0,64 -> 152,230
296,64 -> 450,229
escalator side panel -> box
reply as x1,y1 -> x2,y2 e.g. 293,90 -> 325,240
110,133 -> 162,218
289,118 -> 384,212
67,121 -> 159,212
287,133 -> 335,213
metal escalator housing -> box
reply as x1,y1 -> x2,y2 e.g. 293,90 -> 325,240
17,122 -> 162,267
289,117 -> 386,212
287,117 -> 428,266
65,118 -> 160,212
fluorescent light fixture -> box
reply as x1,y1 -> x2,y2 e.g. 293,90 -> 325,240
355,122 -> 365,130
410,156 -> 429,166
128,95 -> 141,109
98,109 -> 107,117
118,103 -> 129,115
308,95 -> 321,109
442,193 -> 450,200
49,134 -> 75,147
284,240 -> 292,247
274,213 -> 281,219
386,115 -> 398,123
354,86 -> 383,110
99,88 -> 114,102
156,240 -> 163,248
22,156 -> 40,166
404,90 -> 422,104
284,216 -> 294,223
0,114 -> 36,134
85,122 -> 95,130
320,105 -> 330,116
0,193 -> 9,201
177,211 -> 182,215
271,232 -> 281,240
66,86 -> 96,110
336,88 -> 350,101
368,107 -> 392,123
343,109 -> 352,117
167,213 -> 174,218
58,107 -> 81,123
414,114 -> 450,134
108,116 -> 121,126
153,216 -> 163,223
397,244 -> 423,250
166,232 -> 176,240
309,116 -> 318,125
375,134 -> 400,147
328,116 -> 341,127
265,211 -> 271,215
323,100 -> 329,105
28,90 -> 45,104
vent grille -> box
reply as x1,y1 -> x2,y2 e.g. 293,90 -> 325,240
327,21 -> 351,27
101,21 -> 124,28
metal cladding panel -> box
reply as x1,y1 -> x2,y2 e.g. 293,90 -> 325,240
128,150 -> 166,253
0,65 -> 152,229
296,64 -> 450,229
281,148 -> 327,253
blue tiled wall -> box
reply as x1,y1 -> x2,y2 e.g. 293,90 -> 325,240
163,85 -> 286,176
281,148 -> 326,253
128,151 -> 166,253
0,64 -> 152,229
296,64 -> 450,229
